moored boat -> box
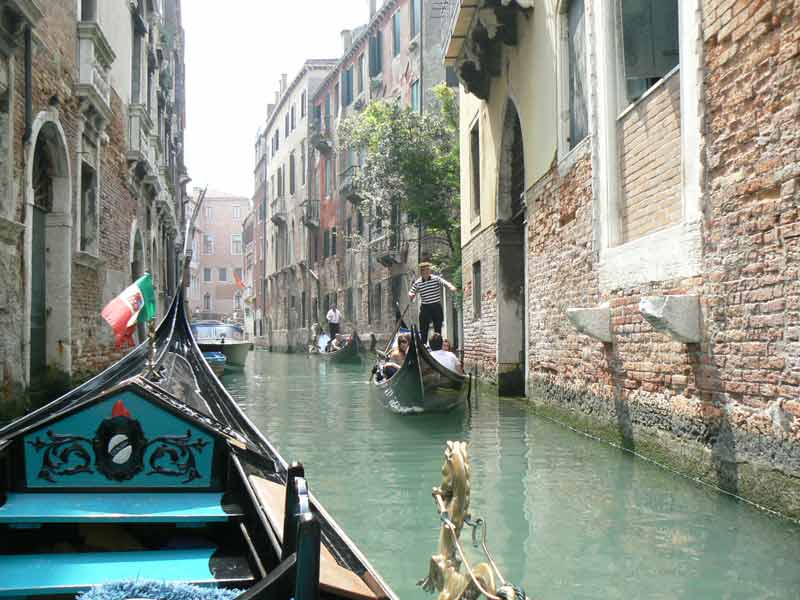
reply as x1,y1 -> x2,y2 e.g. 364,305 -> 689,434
0,292 -> 396,599
192,321 -> 251,369
203,350 -> 227,377
371,326 -> 469,414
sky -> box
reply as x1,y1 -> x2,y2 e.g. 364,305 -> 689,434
182,1 -> 373,200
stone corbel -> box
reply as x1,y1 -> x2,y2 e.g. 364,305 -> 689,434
639,295 -> 701,343
566,303 -> 612,343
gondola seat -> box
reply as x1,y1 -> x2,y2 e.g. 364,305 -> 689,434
0,492 -> 242,524
0,548 -> 254,596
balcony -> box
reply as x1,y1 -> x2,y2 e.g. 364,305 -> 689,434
270,196 -> 287,225
310,122 -> 333,155
76,22 -> 115,125
338,165 -> 360,204
303,197 -> 319,228
127,104 -> 155,176
370,225 -> 404,267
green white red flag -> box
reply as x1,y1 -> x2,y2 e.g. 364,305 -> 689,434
101,273 -> 156,348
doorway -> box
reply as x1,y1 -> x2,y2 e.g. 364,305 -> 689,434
496,100 -> 526,396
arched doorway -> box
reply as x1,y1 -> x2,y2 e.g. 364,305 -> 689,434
495,99 -> 526,396
26,118 -> 72,384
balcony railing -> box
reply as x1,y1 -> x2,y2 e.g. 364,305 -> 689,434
270,196 -> 287,225
310,122 -> 333,154
370,225 -> 404,267
338,165 -> 360,203
76,22 -> 115,122
303,197 -> 319,228
127,104 -> 154,173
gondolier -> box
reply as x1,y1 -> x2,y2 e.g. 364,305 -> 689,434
409,262 -> 457,344
326,303 -> 342,339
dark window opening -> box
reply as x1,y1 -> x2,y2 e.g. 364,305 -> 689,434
472,261 -> 482,319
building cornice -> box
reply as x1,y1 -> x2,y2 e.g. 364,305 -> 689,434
264,59 -> 339,133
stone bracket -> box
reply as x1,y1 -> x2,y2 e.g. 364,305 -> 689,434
639,295 -> 701,343
566,303 -> 612,343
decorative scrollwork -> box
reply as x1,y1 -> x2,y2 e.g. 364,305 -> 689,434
27,431 -> 94,482
145,429 -> 209,483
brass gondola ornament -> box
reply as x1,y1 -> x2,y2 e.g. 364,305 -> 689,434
419,441 -> 528,600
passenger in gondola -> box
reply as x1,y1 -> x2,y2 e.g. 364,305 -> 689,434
429,333 -> 463,374
382,332 -> 410,380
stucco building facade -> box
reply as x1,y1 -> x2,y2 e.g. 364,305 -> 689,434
187,188 -> 249,322
447,0 -> 800,517
0,0 -> 188,415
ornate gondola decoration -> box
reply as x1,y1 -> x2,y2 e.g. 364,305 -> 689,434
26,397 -> 212,485
419,441 -> 528,600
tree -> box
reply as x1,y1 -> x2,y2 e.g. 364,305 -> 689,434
338,85 -> 461,284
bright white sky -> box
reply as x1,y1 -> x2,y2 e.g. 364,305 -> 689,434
182,1 -> 371,199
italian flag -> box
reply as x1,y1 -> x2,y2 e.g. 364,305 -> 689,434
101,273 -> 156,348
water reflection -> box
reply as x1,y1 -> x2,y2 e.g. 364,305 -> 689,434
224,352 -> 800,599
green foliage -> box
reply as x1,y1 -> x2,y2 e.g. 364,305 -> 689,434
338,85 -> 461,279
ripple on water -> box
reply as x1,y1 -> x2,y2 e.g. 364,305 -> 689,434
223,353 -> 800,599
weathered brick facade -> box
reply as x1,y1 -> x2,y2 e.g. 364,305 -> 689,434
0,1 -> 188,414
449,0 -> 800,517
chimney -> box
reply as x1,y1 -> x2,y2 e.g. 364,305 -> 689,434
341,29 -> 353,54
280,73 -> 288,95
369,0 -> 376,18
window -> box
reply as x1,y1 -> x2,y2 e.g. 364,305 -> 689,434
203,293 -> 212,311
566,0 -> 588,149
234,293 -> 242,311
300,141 -> 306,186
334,83 -> 340,117
357,211 -> 364,235
324,159 -> 332,196
79,163 -> 98,253
285,113 -> 290,138
410,0 -> 420,38
190,274 -> 198,294
369,31 -> 383,76
620,0 -> 679,105
81,0 -> 96,21
203,234 -> 214,255
203,267 -> 212,282
291,105 -> 296,130
392,12 -> 401,56
470,121 -> 481,218
232,204 -> 241,220
411,79 -> 420,113
472,261 -> 482,318
289,153 -> 296,195
323,229 -> 330,257
131,3 -> 146,103
343,66 -> 354,106
346,288 -> 354,320
346,217 -> 352,249
324,94 -> 331,130
373,282 -> 382,321
205,205 -> 213,220
357,54 -> 364,94
218,268 -> 227,282
331,227 -> 337,256
231,233 -> 243,255
301,91 -> 307,118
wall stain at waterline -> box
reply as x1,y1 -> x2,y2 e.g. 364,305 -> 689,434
527,376 -> 800,521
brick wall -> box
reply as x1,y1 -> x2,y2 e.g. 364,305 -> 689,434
462,225 -> 498,379
619,70 -> 682,243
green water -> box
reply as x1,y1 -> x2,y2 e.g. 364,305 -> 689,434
224,352 -> 800,599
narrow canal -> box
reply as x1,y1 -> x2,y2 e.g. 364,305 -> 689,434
224,351 -> 800,599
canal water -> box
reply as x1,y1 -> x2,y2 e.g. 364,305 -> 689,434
224,351 -> 800,599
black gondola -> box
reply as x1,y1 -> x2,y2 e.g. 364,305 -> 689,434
0,292 -> 394,599
371,326 -> 469,414
0,189 -> 395,599
317,331 -> 364,364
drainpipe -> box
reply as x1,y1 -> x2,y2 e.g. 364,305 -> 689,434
23,25 -> 32,141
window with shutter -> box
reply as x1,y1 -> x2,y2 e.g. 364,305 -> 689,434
620,0 -> 679,103
568,0 -> 588,148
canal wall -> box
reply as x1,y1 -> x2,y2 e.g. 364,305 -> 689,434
456,0 -> 800,518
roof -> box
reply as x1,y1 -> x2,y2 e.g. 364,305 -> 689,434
263,59 -> 340,134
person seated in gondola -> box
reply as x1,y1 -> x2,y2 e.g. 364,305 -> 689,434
331,334 -> 347,351
428,333 -> 463,374
381,332 -> 410,380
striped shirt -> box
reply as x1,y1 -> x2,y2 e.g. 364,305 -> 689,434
410,275 -> 446,305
